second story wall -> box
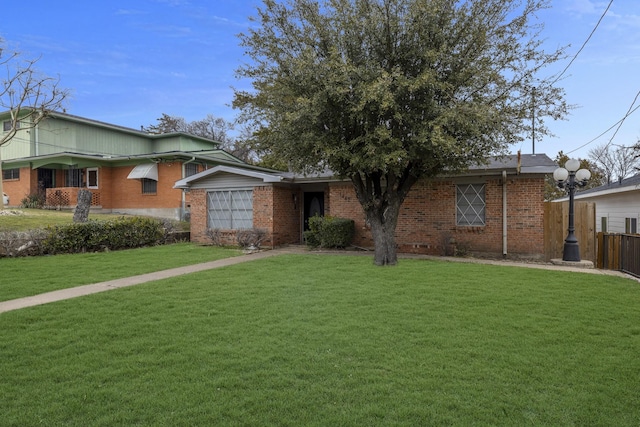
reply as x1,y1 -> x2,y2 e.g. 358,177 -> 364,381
36,117 -> 154,157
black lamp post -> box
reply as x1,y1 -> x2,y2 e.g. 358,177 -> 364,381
553,159 -> 591,262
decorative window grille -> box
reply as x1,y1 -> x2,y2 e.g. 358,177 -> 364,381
456,184 -> 486,226
141,178 -> 157,194
65,167 -> 82,187
208,189 -> 253,230
2,168 -> 20,180
184,163 -> 198,177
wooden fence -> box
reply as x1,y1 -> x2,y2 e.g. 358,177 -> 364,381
543,201 -> 596,263
597,233 -> 640,278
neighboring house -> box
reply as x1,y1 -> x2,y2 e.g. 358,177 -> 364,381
175,154 -> 557,259
0,111 -> 246,219
570,173 -> 640,234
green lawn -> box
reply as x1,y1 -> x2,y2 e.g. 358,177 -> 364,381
1,254 -> 639,425
0,208 -> 191,233
0,243 -> 240,301
0,208 -> 144,231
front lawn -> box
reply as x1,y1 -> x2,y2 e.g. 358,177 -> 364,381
0,208 -> 148,231
0,243 -> 240,301
1,254 -> 639,425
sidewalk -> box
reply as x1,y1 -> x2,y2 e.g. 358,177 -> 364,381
1,247 -> 636,314
0,247 -> 300,314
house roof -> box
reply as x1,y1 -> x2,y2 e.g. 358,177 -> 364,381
0,110 -> 223,146
174,165 -> 292,188
466,153 -> 557,175
2,150 -> 249,170
573,173 -> 640,200
174,153 -> 557,189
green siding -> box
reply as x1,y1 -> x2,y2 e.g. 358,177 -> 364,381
0,113 -> 219,163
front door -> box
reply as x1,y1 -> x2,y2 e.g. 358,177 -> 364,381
303,192 -> 324,230
37,169 -> 55,193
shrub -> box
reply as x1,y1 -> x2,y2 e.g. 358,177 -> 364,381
20,192 -> 46,209
42,217 -> 166,254
304,215 -> 354,249
236,228 -> 267,249
206,228 -> 222,246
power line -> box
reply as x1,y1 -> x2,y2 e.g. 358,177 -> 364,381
566,96 -> 640,155
551,0 -> 613,85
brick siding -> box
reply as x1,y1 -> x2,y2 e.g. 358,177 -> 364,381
327,176 -> 546,259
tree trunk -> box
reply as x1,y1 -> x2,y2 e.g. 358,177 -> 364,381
367,209 -> 400,266
351,171 -> 418,266
73,189 -> 92,223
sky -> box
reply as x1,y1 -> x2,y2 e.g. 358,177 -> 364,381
1,0 -> 639,161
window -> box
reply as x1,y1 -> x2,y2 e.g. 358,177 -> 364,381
2,168 -> 20,180
601,217 -> 607,233
141,178 -> 157,194
456,183 -> 486,226
87,168 -> 98,189
625,218 -> 637,234
65,167 -> 82,187
184,163 -> 198,177
2,120 -> 20,132
208,189 -> 253,229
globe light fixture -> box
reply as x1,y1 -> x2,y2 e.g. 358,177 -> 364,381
553,159 -> 591,262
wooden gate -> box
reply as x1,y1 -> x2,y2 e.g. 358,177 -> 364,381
543,201 -> 596,263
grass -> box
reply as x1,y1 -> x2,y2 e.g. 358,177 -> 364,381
0,208 -> 190,231
0,243 -> 240,301
1,254 -> 639,425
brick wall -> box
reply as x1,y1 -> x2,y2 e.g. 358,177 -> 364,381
189,188 -> 209,244
189,184 -> 303,248
328,176 -> 546,259
253,185 -> 273,246
1,167 -> 32,206
108,163 -> 184,209
271,185 -> 301,246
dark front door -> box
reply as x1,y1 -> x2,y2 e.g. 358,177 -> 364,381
37,169 -> 55,192
303,192 -> 324,230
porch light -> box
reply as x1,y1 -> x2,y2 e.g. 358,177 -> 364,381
553,159 -> 591,262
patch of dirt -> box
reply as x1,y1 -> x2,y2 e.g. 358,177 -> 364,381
0,209 -> 24,216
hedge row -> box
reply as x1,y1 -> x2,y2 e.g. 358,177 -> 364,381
0,217 -> 170,257
304,215 -> 355,249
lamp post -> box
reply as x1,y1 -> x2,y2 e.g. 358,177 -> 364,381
553,159 -> 591,262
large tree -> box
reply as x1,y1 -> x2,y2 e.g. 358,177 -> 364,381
234,0 -> 569,265
0,39 -> 69,209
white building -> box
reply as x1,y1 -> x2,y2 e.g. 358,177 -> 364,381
570,174 -> 640,234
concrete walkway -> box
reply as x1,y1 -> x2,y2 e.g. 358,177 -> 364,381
1,247 -> 636,314
0,247 -> 300,314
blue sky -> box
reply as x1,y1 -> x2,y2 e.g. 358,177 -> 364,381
1,0 -> 639,160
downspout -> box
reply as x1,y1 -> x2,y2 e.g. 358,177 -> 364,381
35,121 -> 39,156
502,170 -> 508,258
180,157 -> 196,220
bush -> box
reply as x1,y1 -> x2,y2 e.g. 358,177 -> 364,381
236,228 -> 267,249
20,192 -> 46,209
304,215 -> 354,249
42,217 -> 166,254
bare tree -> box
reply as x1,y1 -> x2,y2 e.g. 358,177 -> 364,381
588,143 -> 640,184
0,39 -> 69,209
143,113 -> 257,163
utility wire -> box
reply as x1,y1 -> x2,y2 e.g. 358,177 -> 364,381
551,0 -> 613,85
566,98 -> 640,155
